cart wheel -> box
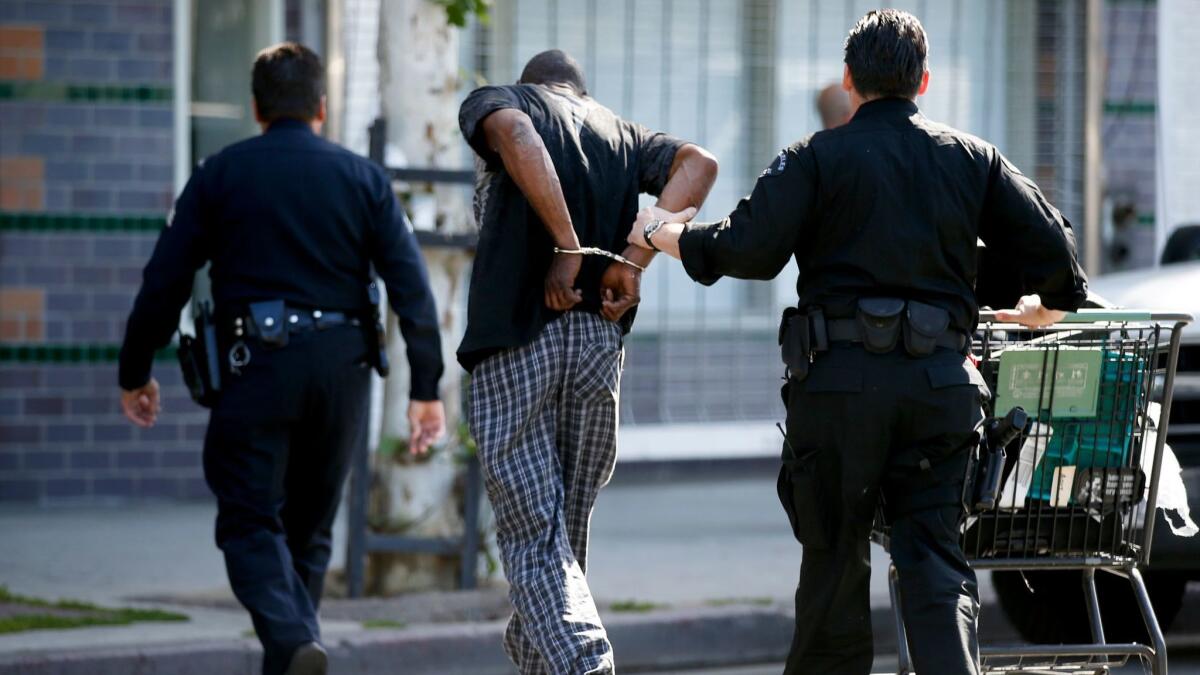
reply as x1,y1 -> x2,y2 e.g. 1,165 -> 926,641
992,570 -> 1187,644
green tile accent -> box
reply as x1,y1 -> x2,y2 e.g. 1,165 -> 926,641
1104,101 -> 1155,115
0,81 -> 172,104
0,213 -> 165,233
1137,212 -> 1155,227
0,344 -> 176,364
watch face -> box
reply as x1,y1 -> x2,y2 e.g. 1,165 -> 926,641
643,219 -> 662,250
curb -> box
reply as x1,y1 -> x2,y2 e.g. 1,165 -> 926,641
0,603 -> 1028,674
0,605 -> 794,675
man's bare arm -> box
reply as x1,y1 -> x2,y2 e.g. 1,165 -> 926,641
625,144 -> 718,267
601,143 -> 718,321
481,108 -> 582,310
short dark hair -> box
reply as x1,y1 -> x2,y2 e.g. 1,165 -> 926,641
843,9 -> 928,99
252,42 -> 325,123
518,49 -> 587,96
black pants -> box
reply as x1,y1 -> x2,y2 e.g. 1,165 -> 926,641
203,326 -> 371,675
778,345 -> 987,675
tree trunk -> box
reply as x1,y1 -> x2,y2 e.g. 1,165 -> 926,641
368,0 -> 480,593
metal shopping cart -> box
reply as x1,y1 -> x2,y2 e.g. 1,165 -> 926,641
873,309 -> 1193,675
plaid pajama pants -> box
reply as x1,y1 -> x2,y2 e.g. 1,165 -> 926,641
469,311 -> 625,675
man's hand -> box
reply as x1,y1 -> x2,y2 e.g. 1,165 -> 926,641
407,400 -> 446,456
120,378 -> 161,428
995,294 -> 1067,328
627,205 -> 696,250
600,261 -> 641,322
545,251 -> 583,311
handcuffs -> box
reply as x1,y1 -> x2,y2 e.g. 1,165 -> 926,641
552,246 -> 647,272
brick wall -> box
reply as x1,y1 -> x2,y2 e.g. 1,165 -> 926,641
0,0 -> 210,503
1103,0 -> 1158,271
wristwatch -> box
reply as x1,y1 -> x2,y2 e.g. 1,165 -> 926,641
642,219 -> 664,252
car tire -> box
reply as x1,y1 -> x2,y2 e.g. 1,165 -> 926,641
1161,224 -> 1200,265
992,569 -> 1187,644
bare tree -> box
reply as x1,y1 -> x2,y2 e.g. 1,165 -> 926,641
367,0 -> 481,593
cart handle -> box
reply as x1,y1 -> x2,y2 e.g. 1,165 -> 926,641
979,308 -> 1194,325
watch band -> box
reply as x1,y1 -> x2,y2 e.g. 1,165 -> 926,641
643,219 -> 663,252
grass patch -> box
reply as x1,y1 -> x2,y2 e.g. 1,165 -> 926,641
608,599 -> 667,613
704,597 -> 774,607
0,586 -> 188,634
361,618 -> 407,630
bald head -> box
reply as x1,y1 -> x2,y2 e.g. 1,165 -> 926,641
816,83 -> 851,129
518,49 -> 588,97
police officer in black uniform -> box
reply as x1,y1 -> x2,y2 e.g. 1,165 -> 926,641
117,43 -> 446,675
626,11 -> 1088,675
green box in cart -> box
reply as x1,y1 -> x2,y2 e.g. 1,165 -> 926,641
994,347 -> 1103,419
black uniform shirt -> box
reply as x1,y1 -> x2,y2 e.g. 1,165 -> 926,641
679,97 -> 1089,330
457,84 -> 684,371
118,118 -> 445,400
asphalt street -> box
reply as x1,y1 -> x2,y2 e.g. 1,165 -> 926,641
2,466 -> 1198,673
0,471 -> 931,609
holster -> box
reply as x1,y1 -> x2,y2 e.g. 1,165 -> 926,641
778,307 -> 810,382
968,407 -> 1029,513
856,298 -> 905,353
904,300 -> 951,358
177,301 -> 221,408
367,281 -> 390,377
248,300 -> 288,349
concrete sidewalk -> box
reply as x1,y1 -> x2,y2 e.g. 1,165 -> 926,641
0,472 -> 989,673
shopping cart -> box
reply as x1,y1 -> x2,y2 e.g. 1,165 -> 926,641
873,309 -> 1193,675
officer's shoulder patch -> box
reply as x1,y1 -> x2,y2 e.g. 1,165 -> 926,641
760,149 -> 790,177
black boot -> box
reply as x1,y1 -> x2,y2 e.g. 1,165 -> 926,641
284,642 -> 328,675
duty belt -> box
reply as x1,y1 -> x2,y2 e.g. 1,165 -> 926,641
822,317 -> 967,352
224,298 -> 374,377
232,307 -> 360,339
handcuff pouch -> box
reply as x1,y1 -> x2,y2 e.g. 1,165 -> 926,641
856,298 -> 905,354
249,300 -> 288,349
904,300 -> 951,357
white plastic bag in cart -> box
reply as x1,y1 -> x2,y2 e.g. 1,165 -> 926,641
1137,402 -> 1198,537
998,422 -> 1052,509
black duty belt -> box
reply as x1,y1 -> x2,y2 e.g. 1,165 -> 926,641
823,317 -> 966,352
235,307 -> 360,339
223,299 -> 373,376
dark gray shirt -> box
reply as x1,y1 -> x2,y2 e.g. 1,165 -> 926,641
458,83 -> 684,371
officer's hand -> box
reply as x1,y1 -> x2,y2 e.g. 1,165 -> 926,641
545,251 -> 583,311
407,400 -> 446,456
628,205 -> 697,249
120,378 -> 161,428
995,294 -> 1067,328
600,261 -> 641,322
